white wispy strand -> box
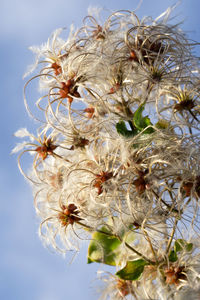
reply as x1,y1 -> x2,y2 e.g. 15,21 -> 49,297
14,5 -> 200,300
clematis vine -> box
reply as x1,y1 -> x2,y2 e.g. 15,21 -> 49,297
14,5 -> 200,300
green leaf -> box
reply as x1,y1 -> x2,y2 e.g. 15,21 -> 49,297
133,105 -> 154,134
87,227 -> 121,266
116,121 -> 138,138
116,259 -> 148,281
169,250 -> 178,262
174,239 -> 185,252
155,119 -> 170,130
186,243 -> 193,252
174,239 -> 193,252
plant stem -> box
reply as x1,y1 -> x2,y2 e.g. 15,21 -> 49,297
143,229 -> 159,264
77,221 -> 156,265
124,242 -> 156,265
166,218 -> 178,255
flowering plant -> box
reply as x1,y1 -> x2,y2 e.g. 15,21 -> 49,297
13,6 -> 200,299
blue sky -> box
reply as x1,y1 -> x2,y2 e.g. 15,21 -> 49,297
1,1 -> 200,299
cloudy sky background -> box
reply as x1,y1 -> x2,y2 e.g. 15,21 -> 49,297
1,0 -> 200,299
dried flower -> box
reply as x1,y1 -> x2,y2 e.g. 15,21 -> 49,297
14,5 -> 200,300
